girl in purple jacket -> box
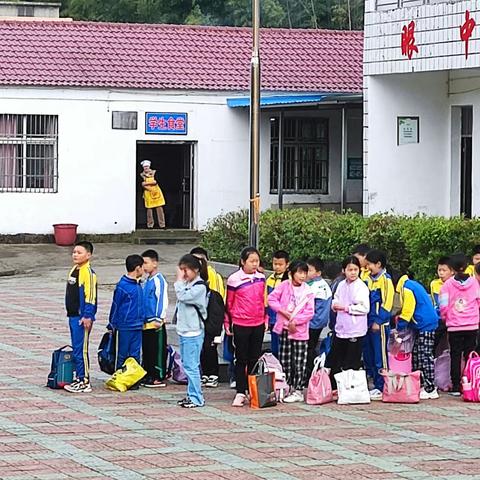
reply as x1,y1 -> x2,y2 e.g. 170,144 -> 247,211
326,256 -> 370,390
268,261 -> 315,403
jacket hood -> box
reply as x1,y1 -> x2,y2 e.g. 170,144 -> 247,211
396,274 -> 409,293
450,275 -> 475,291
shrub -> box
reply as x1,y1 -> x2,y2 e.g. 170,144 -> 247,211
201,209 -> 480,286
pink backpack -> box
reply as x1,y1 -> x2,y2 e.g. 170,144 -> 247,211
258,352 -> 289,401
305,354 -> 333,405
381,370 -> 421,403
462,351 -> 480,402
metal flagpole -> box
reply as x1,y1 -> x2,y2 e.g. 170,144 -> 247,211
249,0 -> 261,248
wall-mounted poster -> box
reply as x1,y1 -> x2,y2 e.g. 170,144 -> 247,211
397,116 -> 419,145
347,158 -> 363,180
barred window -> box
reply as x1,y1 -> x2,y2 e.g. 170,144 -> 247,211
0,114 -> 58,193
270,117 -> 329,194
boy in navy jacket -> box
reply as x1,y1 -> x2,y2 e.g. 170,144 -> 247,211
109,255 -> 145,370
141,249 -> 169,387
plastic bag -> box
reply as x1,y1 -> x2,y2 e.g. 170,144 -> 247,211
105,357 -> 146,392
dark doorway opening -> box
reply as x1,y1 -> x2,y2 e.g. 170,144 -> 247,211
136,142 -> 193,229
460,106 -> 473,219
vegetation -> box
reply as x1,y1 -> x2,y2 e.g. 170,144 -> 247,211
201,209 -> 480,286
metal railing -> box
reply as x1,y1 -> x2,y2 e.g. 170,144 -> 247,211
0,114 -> 58,193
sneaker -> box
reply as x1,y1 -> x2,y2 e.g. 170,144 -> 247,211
144,379 -> 167,388
205,375 -> 219,388
448,391 -> 462,397
232,393 -> 246,407
369,388 -> 383,401
177,397 -> 189,406
229,379 -> 236,389
181,399 -> 203,409
420,388 -> 439,400
64,380 -> 92,393
201,375 -> 208,385
283,390 -> 304,403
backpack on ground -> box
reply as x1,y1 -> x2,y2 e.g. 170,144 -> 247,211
193,280 -> 225,337
258,352 -> 289,401
305,354 -> 333,405
462,351 -> 480,402
98,330 -> 116,375
47,345 -> 74,389
167,345 -> 188,384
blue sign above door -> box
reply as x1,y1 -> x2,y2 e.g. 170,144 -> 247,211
145,112 -> 188,135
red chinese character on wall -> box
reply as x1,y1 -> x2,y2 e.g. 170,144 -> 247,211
158,117 -> 167,130
401,20 -> 419,60
148,116 -> 158,129
167,117 -> 176,131
175,118 -> 185,131
460,10 -> 476,60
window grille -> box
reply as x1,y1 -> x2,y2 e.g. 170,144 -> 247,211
0,114 -> 58,193
270,117 -> 329,194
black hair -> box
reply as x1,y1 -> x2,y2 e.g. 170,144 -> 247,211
352,243 -> 370,256
239,246 -> 261,268
472,245 -> 480,256
437,255 -> 452,267
342,255 -> 361,270
126,254 -> 144,272
307,257 -> 325,273
141,249 -> 159,261
273,250 -> 289,262
288,260 -> 309,276
365,249 -> 387,268
449,253 -> 469,273
475,263 -> 480,276
75,241 -> 94,254
323,261 -> 343,281
179,253 -> 208,281
190,246 -> 209,260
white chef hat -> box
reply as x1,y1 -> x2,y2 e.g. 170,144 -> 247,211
140,159 -> 151,167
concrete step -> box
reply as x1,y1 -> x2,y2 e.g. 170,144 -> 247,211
134,229 -> 201,245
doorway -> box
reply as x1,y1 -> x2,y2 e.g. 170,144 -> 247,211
460,106 -> 473,218
136,142 -> 194,229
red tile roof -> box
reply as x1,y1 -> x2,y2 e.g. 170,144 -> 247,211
0,20 -> 363,93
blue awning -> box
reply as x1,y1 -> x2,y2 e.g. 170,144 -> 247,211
226,92 -> 360,108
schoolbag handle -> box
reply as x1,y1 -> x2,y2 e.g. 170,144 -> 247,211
59,345 -> 72,351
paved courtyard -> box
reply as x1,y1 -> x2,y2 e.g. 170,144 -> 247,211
0,244 -> 480,479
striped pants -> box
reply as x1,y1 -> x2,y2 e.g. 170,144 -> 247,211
69,316 -> 91,382
412,331 -> 435,393
279,330 -> 308,391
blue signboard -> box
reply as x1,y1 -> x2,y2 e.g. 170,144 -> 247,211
145,112 -> 188,135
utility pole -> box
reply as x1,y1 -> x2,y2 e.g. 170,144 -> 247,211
249,0 -> 261,248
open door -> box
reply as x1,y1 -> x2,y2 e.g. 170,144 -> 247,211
136,142 -> 194,229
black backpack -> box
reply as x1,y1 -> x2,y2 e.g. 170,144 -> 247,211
193,281 -> 225,337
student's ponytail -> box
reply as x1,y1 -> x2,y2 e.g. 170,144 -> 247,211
178,254 -> 208,281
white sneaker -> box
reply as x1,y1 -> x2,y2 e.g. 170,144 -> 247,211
420,388 -> 439,400
64,380 -> 92,393
232,393 -> 246,407
283,390 -> 304,403
369,388 -> 383,401
229,379 -> 236,389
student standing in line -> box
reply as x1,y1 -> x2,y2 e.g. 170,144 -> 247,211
225,247 -> 267,407
64,241 -> 97,394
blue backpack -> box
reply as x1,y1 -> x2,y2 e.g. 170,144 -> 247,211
98,330 -> 116,375
47,345 -> 74,389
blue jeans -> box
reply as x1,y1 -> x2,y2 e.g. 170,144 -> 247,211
179,333 -> 205,406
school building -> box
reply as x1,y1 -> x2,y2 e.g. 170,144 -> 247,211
364,0 -> 480,218
0,20 -> 363,235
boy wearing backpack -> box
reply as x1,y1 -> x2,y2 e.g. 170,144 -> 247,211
191,247 -> 225,388
64,241 -> 97,394
141,249 -> 169,388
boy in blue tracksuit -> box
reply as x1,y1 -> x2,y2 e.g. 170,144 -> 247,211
306,257 -> 332,380
64,241 -> 97,394
141,249 -> 169,388
109,255 -> 145,370
364,250 -> 394,400
395,274 -> 439,400
265,250 -> 289,357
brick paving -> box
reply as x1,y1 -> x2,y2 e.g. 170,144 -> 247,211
1,268 -> 480,479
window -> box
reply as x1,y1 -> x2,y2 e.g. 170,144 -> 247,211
112,111 -> 138,130
270,117 -> 329,194
0,114 -> 58,192
18,6 -> 35,17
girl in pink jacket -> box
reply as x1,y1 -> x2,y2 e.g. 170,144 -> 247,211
225,247 -> 268,407
439,253 -> 480,395
326,256 -> 370,390
268,260 -> 314,403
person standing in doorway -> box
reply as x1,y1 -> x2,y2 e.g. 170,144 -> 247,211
140,159 -> 166,229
